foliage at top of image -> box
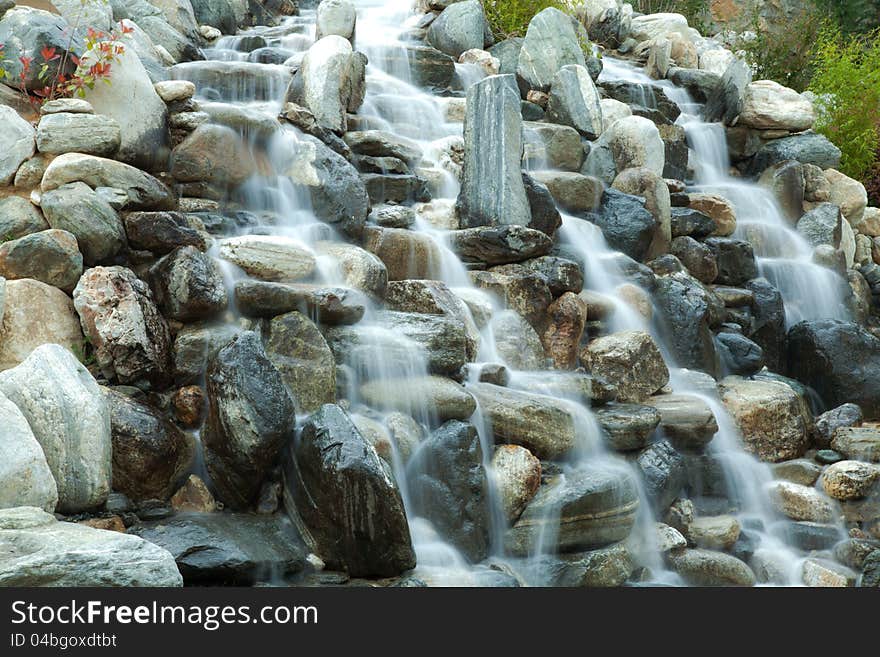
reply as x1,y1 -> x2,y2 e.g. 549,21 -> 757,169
482,0 -> 574,39
808,25 -> 880,181
631,0 -> 710,34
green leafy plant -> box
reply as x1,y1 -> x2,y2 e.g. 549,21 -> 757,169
808,26 -> 880,180
482,0 -> 574,39
812,0 -> 880,35
736,5 -> 826,92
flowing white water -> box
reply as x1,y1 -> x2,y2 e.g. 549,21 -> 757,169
167,2 -> 852,586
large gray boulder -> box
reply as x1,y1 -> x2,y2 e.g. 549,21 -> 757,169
0,7 -> 81,91
203,331 -> 295,509
83,46 -> 170,170
547,64 -> 604,139
426,0 -> 492,59
0,392 -> 57,512
282,134 -> 369,239
73,266 -> 173,387
407,420 -> 490,562
0,345 -> 110,513
282,404 -> 415,577
787,320 -> 880,420
517,7 -> 586,92
0,506 -> 182,586
40,182 -> 126,265
316,0 -> 357,41
148,246 -> 228,322
456,74 -> 530,229
35,112 -> 121,157
0,106 -> 35,185
131,513 -> 306,585
0,229 -> 83,294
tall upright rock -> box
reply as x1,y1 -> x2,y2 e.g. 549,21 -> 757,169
457,74 -> 531,229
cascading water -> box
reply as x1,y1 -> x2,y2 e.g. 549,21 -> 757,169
165,0 -> 854,587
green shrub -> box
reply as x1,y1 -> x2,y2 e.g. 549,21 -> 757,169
482,0 -> 574,39
736,6 -> 826,92
808,26 -> 880,180
812,0 -> 880,35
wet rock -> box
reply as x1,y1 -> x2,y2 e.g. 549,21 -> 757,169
745,277 -> 786,371
0,391 -> 57,512
449,224 -> 553,266
172,324 -> 240,385
132,513 -> 305,585
704,58 -> 751,126
0,345 -> 110,513
861,551 -> 880,587
219,235 -> 316,282
235,281 -> 366,325
263,311 -> 336,414
171,124 -> 256,188
585,189 -> 656,262
315,241 -> 387,298
719,377 -> 811,462
324,311 -> 468,377
530,171 -> 603,214
171,475 -> 216,513
769,481 -> 835,522
41,153 -> 173,211
581,330 -> 669,403
103,389 -> 193,501
667,548 -> 756,587
0,229 -> 82,293
653,271 -> 718,375
771,459 -> 823,486
282,135 -> 369,239
492,310 -> 546,370
541,292 -> 586,370
517,7 -> 586,92
522,172 -> 563,236
688,193 -> 736,237
716,332 -> 764,376
506,468 -> 639,555
529,543 -> 634,587
0,507 -> 181,586
638,440 -> 687,513
469,382 -> 577,459
547,64 -> 604,139
747,132 -> 841,176
787,320 -> 880,420
293,35 -> 366,134
457,74 -> 530,229
362,226 -> 442,281
831,428 -> 880,463
282,404 -> 415,577
643,393 -> 718,449
0,197 -> 49,241
203,332 -> 295,509
703,237 -> 757,285
73,266 -> 172,387
613,166 -> 672,259
655,522 -> 688,552
670,236 -> 717,284
82,45 -> 170,170
821,461 -> 879,501
524,121 -> 584,171
785,521 -> 842,552
171,385 -> 206,429
686,515 -> 740,550
40,182 -> 126,265
596,403 -> 660,452
360,376 -> 475,422
492,445 -> 541,524
426,0 -> 491,58
802,558 -> 856,587
149,246 -> 228,322
0,106 -> 35,186
408,420 -> 490,562
605,116 -> 665,177
123,211 -> 207,255
36,112 -> 121,157
316,0 -> 356,41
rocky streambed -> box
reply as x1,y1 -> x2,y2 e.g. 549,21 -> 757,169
0,0 -> 880,588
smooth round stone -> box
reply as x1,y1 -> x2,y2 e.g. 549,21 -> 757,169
784,521 -> 845,551
816,449 -> 844,465
505,467 -> 639,556
596,403 -> 661,452
40,98 -> 94,115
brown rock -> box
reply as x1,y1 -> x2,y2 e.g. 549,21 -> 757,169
170,474 -> 217,513
172,385 -> 206,428
542,292 -> 587,370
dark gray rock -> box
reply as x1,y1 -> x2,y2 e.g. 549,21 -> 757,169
787,320 -> 880,420
637,439 -> 687,513
426,0 -> 492,58
600,80 -> 681,125
704,58 -> 751,126
235,280 -> 366,324
131,514 -> 306,585
654,272 -> 719,375
745,277 -> 786,372
124,212 -> 207,255
203,332 -> 296,509
282,404 -> 415,577
103,389 -> 193,501
585,189 -> 656,262
704,238 -> 758,285
716,332 -> 764,376
671,207 -> 716,238
523,172 -> 562,236
815,403 -> 863,450
596,403 -> 661,452
407,421 -> 490,562
449,224 -> 553,266
149,246 -> 228,322
746,132 -> 842,176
